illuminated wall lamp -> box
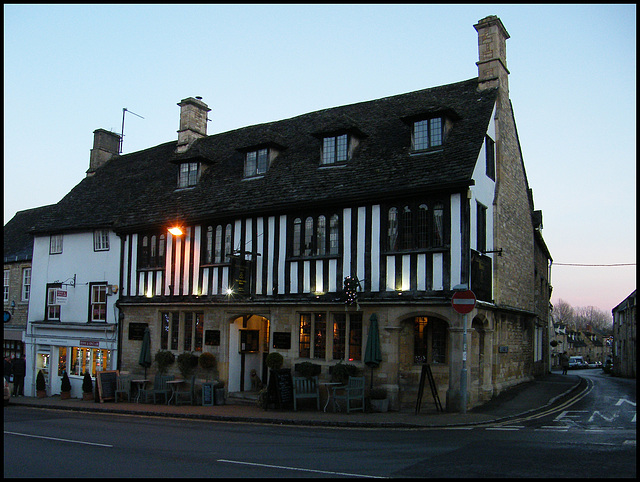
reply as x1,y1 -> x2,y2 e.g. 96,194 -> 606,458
168,226 -> 184,236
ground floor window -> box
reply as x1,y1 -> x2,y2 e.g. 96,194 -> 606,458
414,316 -> 448,364
3,339 -> 23,359
161,311 -> 204,352
298,312 -> 362,361
68,347 -> 111,377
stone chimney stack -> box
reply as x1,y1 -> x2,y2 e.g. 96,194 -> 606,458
176,96 -> 211,153
474,15 -> 510,94
87,128 -> 121,177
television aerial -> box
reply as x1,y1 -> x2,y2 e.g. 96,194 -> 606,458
120,108 -> 144,153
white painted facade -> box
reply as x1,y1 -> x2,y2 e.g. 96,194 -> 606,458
24,230 -> 120,397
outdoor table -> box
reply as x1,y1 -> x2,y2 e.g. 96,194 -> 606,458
131,379 -> 150,403
166,379 -> 185,405
320,382 -> 342,412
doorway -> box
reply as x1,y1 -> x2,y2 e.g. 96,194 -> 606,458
228,315 -> 270,392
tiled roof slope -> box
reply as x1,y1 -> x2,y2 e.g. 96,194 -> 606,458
4,205 -> 55,262
33,78 -> 498,233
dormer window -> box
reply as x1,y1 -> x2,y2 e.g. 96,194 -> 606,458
178,162 -> 199,188
413,117 -> 443,151
244,148 -> 269,178
322,134 -> 348,165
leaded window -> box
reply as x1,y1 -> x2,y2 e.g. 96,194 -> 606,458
178,162 -> 199,188
322,134 -> 348,165
413,117 -> 443,151
244,148 -> 268,177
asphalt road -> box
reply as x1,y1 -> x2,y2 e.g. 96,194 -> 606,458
4,370 -> 635,478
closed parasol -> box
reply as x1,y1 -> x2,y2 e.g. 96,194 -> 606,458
364,313 -> 382,388
138,326 -> 152,378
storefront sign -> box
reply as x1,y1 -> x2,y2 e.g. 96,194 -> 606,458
56,289 -> 68,304
80,340 -> 100,347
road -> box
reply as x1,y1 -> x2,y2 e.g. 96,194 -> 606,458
4,370 -> 635,478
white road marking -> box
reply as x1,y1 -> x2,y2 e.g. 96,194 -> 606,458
4,431 -> 113,447
217,459 -> 387,478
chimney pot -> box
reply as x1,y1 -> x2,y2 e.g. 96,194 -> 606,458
87,128 -> 120,177
176,96 -> 211,153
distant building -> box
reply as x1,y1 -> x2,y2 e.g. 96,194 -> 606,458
4,206 -> 54,360
612,290 -> 636,378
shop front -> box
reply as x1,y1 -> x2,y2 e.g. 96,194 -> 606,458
24,323 -> 118,397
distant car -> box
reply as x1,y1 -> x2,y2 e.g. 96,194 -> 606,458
568,356 -> 586,369
3,378 -> 10,405
587,361 -> 601,368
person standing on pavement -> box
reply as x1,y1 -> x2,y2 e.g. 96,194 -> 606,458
11,354 -> 26,396
4,356 -> 12,383
560,352 -> 569,375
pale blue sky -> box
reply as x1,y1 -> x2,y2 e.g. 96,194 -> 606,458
4,4 -> 636,314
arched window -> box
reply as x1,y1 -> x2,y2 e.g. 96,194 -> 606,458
215,225 -> 222,263
414,316 -> 448,364
150,235 -> 157,267
304,217 -> 314,256
158,235 -> 165,266
329,214 -> 339,255
317,215 -> 326,255
140,236 -> 149,268
402,206 -> 412,249
293,218 -> 302,257
224,224 -> 233,262
417,204 -> 429,248
433,203 -> 444,247
388,207 -> 398,251
205,226 -> 213,264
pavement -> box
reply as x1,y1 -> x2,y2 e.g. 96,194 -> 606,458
7,372 -> 586,429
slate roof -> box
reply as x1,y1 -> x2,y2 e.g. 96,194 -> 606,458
29,77 -> 498,234
4,205 -> 55,262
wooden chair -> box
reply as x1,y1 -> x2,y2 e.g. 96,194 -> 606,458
292,376 -> 320,411
332,376 -> 365,413
140,374 -> 174,404
174,375 -> 196,406
115,374 -> 131,402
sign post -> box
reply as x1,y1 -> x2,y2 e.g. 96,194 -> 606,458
452,289 -> 476,413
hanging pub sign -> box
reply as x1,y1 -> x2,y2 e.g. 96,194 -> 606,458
230,255 -> 251,295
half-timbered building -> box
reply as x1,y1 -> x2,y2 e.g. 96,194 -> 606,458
20,16 -> 552,410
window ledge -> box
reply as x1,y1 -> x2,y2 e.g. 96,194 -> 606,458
410,148 -> 444,156
242,175 -> 265,181
318,163 -> 348,169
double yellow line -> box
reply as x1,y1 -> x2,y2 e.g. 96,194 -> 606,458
492,377 -> 594,426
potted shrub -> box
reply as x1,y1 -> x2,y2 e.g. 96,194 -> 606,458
368,387 -> 388,412
265,352 -> 284,370
82,371 -> 94,401
36,370 -> 47,398
295,361 -> 321,378
198,352 -> 217,381
60,371 -> 72,400
330,361 -> 359,384
177,352 -> 199,380
154,350 -> 175,375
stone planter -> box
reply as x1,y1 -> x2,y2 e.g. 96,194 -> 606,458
82,392 -> 94,401
370,398 -> 389,413
37,390 -> 46,398
60,391 -> 71,400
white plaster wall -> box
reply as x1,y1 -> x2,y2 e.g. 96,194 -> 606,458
28,231 -> 120,324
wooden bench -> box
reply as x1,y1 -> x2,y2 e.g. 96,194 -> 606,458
292,376 -> 320,411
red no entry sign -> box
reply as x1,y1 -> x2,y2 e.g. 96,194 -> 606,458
452,290 -> 477,314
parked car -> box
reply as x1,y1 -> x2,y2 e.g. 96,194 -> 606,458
587,361 -> 601,368
569,356 -> 586,369
4,378 -> 10,405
